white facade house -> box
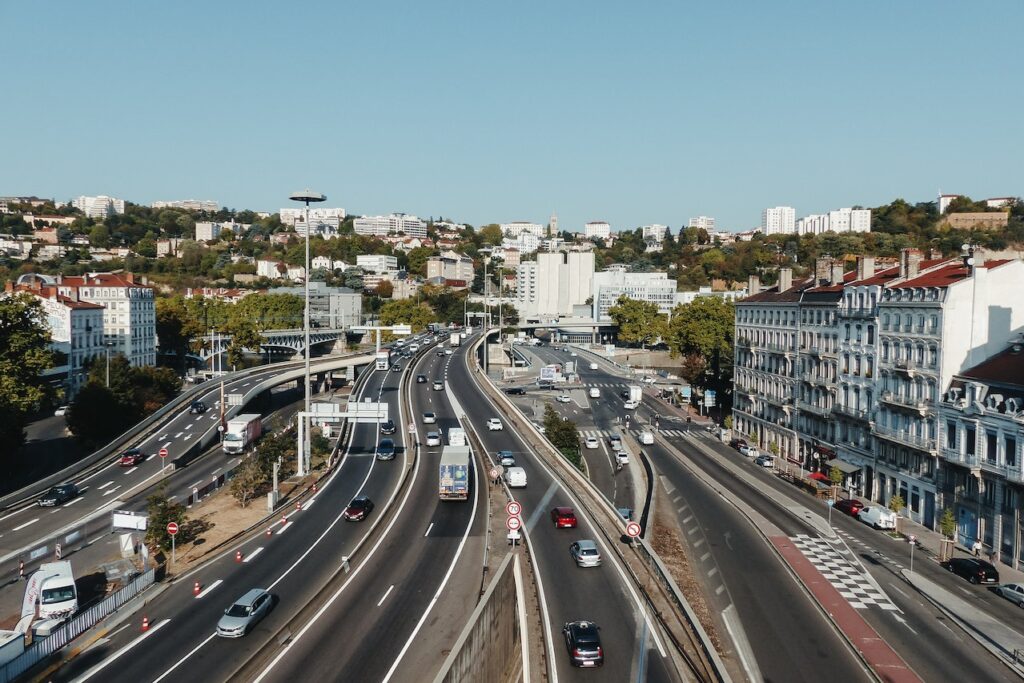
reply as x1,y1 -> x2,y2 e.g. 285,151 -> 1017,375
152,199 -> 219,212
501,233 -> 541,254
938,194 -> 961,214
426,252 -> 474,283
517,251 -> 594,318
72,195 -> 126,219
353,214 -> 427,238
257,259 -> 285,279
592,270 -> 677,321
279,207 -> 346,226
674,287 -> 747,306
295,216 -> 341,238
761,206 -> 796,235
796,208 -> 871,235
689,216 -> 716,231
195,220 -> 249,241
584,222 -> 611,240
641,224 -> 668,244
356,254 -> 399,274
500,222 -> 545,239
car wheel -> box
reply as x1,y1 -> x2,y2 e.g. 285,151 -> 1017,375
1017,599 -> 1024,609
970,575 -> 979,584
946,564 -> 954,572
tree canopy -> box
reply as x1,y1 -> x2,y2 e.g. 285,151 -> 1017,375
0,295 -> 55,453
608,296 -> 666,347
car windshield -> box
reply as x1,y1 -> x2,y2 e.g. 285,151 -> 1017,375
41,586 -> 75,603
579,548 -> 598,556
350,499 -> 368,509
226,604 -> 250,617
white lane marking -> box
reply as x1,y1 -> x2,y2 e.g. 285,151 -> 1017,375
377,585 -> 395,607
174,432 -> 183,438
195,579 -> 223,599
244,547 -> 264,563
62,498 -> 84,508
302,497 -> 316,511
97,480 -> 114,490
185,423 -> 193,430
146,454 -> 157,461
424,522 -> 434,537
12,518 -> 39,532
212,468 -> 222,475
124,468 -> 137,475
158,434 -> 169,441
72,618 -> 170,682
275,521 -> 292,535
185,480 -> 200,489
102,486 -> 122,497
150,632 -> 218,683
183,435 -> 192,441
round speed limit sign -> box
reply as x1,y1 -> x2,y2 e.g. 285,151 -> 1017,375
506,501 -> 522,517
506,516 -> 522,531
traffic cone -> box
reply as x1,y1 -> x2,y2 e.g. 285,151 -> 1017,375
235,550 -> 243,563
141,615 -> 149,631
193,581 -> 201,596
266,527 -> 272,537
281,516 -> 287,526
296,501 -> 302,511
312,483 -> 317,493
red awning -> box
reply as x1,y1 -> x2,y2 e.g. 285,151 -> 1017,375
808,472 -> 830,482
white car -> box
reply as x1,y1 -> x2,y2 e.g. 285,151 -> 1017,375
641,375 -> 657,384
584,436 -> 599,449
425,431 -> 441,447
556,394 -> 571,404
532,421 -> 546,434
615,450 -> 629,465
739,445 -> 759,458
639,431 -> 655,445
589,387 -> 601,398
994,582 -> 1024,608
857,506 -> 898,530
754,454 -> 775,468
422,412 -> 437,424
589,362 -> 598,370
54,406 -> 68,417
623,399 -> 639,410
486,418 -> 504,431
445,349 -> 452,355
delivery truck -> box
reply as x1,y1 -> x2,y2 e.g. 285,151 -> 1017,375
447,427 -> 467,447
375,350 -> 391,371
449,332 -> 461,347
35,561 -> 78,620
439,446 -> 471,500
223,414 -> 262,454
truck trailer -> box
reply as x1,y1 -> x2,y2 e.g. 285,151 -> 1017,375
449,332 -> 461,347
223,414 -> 262,454
439,446 -> 471,500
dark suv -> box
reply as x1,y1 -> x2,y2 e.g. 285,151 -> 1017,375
380,419 -> 396,435
189,400 -> 208,415
563,621 -> 603,667
504,387 -> 526,396
38,484 -> 79,507
942,557 -> 1000,584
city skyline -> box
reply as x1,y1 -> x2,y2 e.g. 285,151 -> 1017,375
2,2 -> 1021,232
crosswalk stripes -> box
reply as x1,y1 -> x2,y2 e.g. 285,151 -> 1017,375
790,534 -> 900,612
578,427 -> 689,439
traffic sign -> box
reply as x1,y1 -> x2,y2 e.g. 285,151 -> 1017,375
506,516 -> 522,531
407,423 -> 416,435
826,499 -> 835,507
489,467 -> 499,481
159,447 -> 169,459
625,521 -> 642,538
506,501 -> 522,517
166,522 -> 179,536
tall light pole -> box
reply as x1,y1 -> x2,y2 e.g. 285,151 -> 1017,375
290,189 -> 326,477
104,341 -> 116,387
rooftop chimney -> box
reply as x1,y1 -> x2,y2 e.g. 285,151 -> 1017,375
899,248 -> 923,279
747,274 -> 761,296
815,256 -> 832,285
855,255 -> 875,281
830,262 -> 845,286
778,268 -> 793,292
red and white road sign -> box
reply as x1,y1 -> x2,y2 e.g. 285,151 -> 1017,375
159,447 -> 169,459
625,521 -> 642,538
166,522 -> 179,536
506,501 -> 522,517
506,516 -> 522,531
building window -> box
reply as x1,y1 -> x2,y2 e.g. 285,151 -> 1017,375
965,426 -> 976,456
986,432 -> 997,463
1006,436 -> 1017,468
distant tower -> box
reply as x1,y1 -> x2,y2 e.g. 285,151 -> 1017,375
549,213 -> 558,237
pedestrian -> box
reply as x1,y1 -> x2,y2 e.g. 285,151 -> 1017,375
972,539 -> 983,556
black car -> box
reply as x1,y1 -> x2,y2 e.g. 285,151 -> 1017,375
38,484 -> 79,507
380,419 -> 396,435
377,438 -> 396,461
563,621 -> 603,667
189,400 -> 208,415
343,496 -> 374,521
942,557 -> 1000,584
416,374 -> 427,384
504,387 -> 526,396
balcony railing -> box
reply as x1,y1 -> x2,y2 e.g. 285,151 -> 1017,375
833,403 -> 871,421
800,371 -> 837,386
796,399 -> 831,417
839,307 -> 875,319
879,391 -> 931,415
873,425 -> 935,452
765,343 -> 796,354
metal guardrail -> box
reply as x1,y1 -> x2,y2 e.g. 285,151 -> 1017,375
0,568 -> 156,683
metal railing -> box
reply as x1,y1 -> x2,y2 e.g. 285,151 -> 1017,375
879,391 -> 931,414
873,425 -> 935,451
832,403 -> 871,421
796,399 -> 831,417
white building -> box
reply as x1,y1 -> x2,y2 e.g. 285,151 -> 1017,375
761,206 -> 796,235
256,259 -> 286,279
584,222 -> 611,240
938,194 -> 961,214
72,195 -> 126,219
427,251 -> 474,283
356,254 -> 399,274
279,207 -> 346,226
591,270 -> 677,321
517,252 -> 595,318
195,220 -> 249,241
152,199 -> 219,212
796,208 -> 871,235
642,224 -> 668,243
501,233 -> 541,255
500,222 -> 545,239
674,286 -> 747,306
353,214 -> 427,239
268,282 -> 361,329
295,216 -> 340,238
689,216 -> 716,231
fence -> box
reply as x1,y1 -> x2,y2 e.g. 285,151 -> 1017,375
0,567 -> 156,683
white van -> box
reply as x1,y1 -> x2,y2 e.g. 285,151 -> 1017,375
639,431 -> 655,445
505,467 -> 527,488
589,362 -> 598,370
36,561 -> 78,620
589,387 -> 601,398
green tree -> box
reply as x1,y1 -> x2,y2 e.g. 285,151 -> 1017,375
405,246 -> 436,278
0,295 -> 54,453
379,298 -> 435,333
145,488 -> 187,551
88,224 -> 111,248
608,296 -> 666,347
666,297 -> 734,391
66,383 -> 127,444
224,318 -> 262,368
230,457 -> 268,507
939,508 -> 956,539
888,494 -> 905,516
156,297 -> 204,370
478,224 -> 503,246
829,465 -> 843,487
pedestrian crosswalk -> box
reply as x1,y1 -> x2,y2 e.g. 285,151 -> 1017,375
578,428 -> 691,439
790,534 -> 899,612
581,382 -> 628,389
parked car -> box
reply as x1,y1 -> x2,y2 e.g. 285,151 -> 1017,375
216,588 -> 273,638
834,498 -> 865,518
942,557 -> 1000,584
380,419 -> 396,435
994,582 -> 1024,607
376,438 -> 396,461
570,540 -> 602,568
562,620 -> 604,667
53,405 -> 69,417
497,450 -> 515,466
857,505 -> 897,530
584,436 -> 599,449
532,421 -> 546,434
556,394 -> 571,403
729,438 -> 747,451
486,418 -> 503,431
119,447 -> 145,467
739,445 -> 759,458
551,507 -> 578,528
37,484 -> 79,507
189,400 -> 207,415
433,380 -> 444,391
425,431 -> 441,447
343,496 -> 374,521
754,455 -> 775,468
640,375 -> 656,384
416,374 -> 427,384
504,387 -> 526,395
422,412 -> 437,424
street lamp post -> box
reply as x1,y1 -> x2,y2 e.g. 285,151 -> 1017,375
290,189 -> 326,477
104,341 -> 115,387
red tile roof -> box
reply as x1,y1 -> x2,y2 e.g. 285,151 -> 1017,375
958,344 -> 1024,389
58,273 -> 151,288
889,260 -> 1011,289
740,277 -> 814,303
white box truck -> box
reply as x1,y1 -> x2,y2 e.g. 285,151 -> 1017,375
448,427 -> 467,447
375,350 -> 390,370
439,446 -> 471,500
223,414 -> 262,454
35,561 -> 77,620
449,332 -> 461,347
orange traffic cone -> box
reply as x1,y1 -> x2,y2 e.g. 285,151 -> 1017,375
312,483 -> 317,493
193,581 -> 201,596
296,501 -> 302,511
235,550 -> 243,563
266,527 -> 273,537
141,615 -> 150,631
281,516 -> 287,526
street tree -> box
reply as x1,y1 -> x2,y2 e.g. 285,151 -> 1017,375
608,296 -> 666,348
478,224 -> 503,246
224,318 -> 262,368
145,488 -> 187,551
667,297 -> 734,391
379,298 -> 435,333
0,295 -> 54,453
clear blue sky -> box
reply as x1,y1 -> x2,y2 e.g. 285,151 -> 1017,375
3,1 -> 1021,232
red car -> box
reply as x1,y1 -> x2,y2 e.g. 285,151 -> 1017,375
551,507 -> 578,528
834,498 -> 864,518
119,448 -> 145,467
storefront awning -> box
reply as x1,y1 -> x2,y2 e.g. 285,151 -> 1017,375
827,458 -> 861,474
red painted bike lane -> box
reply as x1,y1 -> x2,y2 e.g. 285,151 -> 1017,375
770,536 -> 923,683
